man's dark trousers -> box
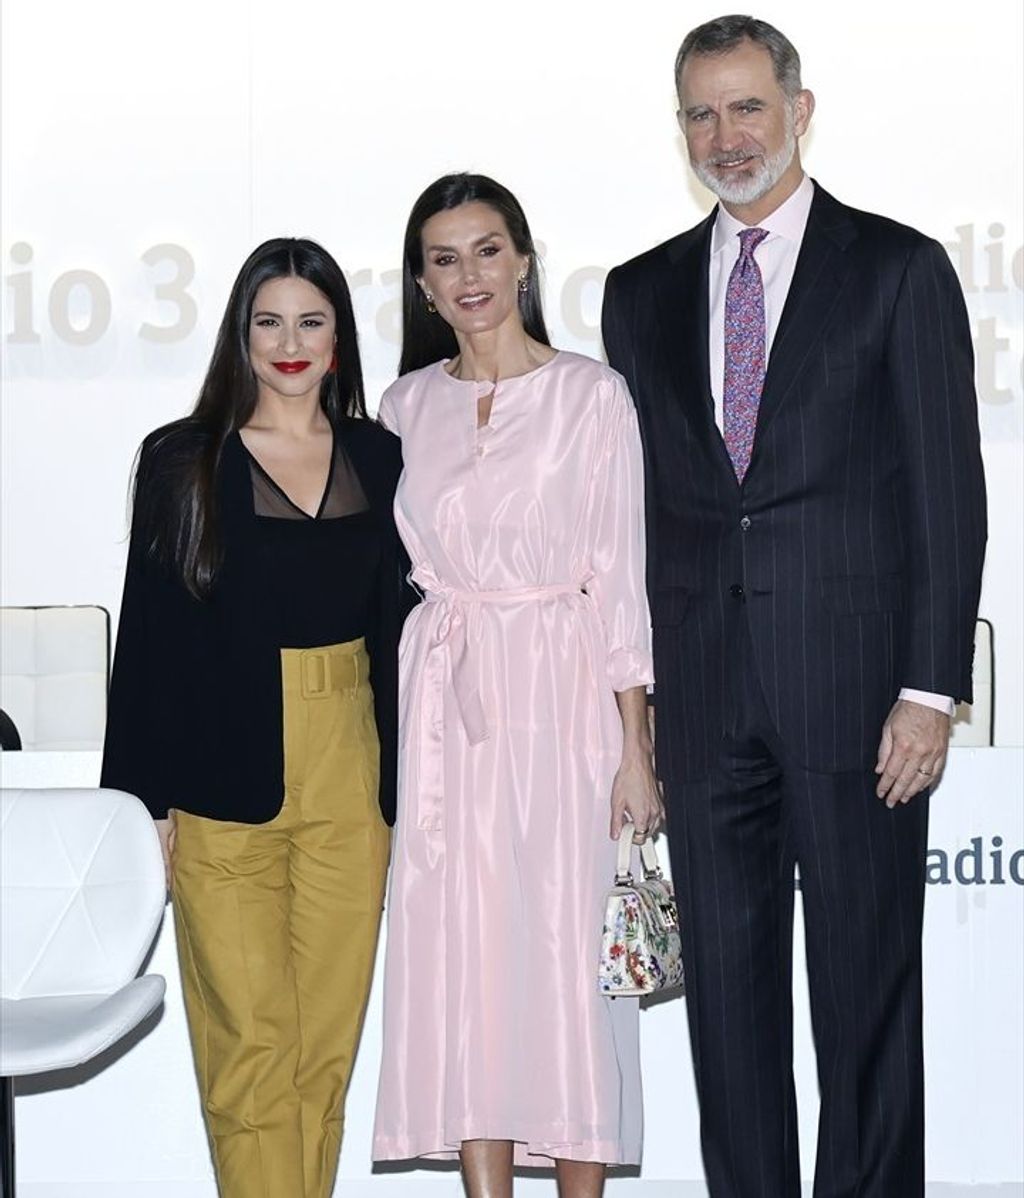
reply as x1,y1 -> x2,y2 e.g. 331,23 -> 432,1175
668,619 -> 927,1198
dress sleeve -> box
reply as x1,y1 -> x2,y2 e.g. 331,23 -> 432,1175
586,375 -> 654,692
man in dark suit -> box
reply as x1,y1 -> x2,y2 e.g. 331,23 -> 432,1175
602,15 -> 986,1198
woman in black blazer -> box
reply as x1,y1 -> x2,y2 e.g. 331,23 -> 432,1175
102,238 -> 411,1198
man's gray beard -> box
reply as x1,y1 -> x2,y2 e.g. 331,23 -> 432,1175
693,125 -> 797,206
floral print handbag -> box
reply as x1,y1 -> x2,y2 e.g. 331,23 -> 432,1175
598,824 -> 684,997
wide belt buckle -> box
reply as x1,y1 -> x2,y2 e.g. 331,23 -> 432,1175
301,651 -> 332,699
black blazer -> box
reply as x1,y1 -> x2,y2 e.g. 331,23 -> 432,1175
603,182 -> 987,781
101,417 -> 412,824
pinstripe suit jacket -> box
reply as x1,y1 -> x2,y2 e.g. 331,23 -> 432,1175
602,182 -> 987,781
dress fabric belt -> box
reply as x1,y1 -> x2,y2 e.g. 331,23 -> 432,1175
408,570 -> 585,832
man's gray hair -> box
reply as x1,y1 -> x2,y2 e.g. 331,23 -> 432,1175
675,15 -> 803,98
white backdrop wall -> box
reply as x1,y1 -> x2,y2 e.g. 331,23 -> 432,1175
2,0 -> 1022,1194
3,0 -> 1022,741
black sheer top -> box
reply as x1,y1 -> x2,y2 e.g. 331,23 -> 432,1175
244,434 -> 379,650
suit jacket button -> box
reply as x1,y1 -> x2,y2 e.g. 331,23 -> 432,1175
740,516 -> 751,531
729,584 -> 745,599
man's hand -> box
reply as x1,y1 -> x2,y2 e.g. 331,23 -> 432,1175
875,700 -> 951,807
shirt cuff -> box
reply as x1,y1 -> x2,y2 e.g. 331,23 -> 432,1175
899,688 -> 955,717
606,646 -> 655,694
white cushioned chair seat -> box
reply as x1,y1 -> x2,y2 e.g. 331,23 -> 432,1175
0,787 -> 166,1080
1,979 -> 165,1076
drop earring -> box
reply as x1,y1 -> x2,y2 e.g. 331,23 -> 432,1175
425,291 -> 436,314
518,273 -> 529,294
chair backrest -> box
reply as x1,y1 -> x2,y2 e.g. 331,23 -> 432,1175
0,708 -> 22,750
1,788 -> 165,1000
0,606 -> 110,751
950,618 -> 995,748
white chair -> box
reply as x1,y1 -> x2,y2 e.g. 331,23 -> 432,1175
950,618 -> 995,748
0,606 -> 110,751
0,788 -> 166,1195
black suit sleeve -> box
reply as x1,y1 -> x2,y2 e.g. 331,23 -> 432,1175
601,269 -> 629,379
603,269 -> 659,611
364,434 -> 417,826
100,441 -> 169,819
886,238 -> 987,702
366,527 -> 414,828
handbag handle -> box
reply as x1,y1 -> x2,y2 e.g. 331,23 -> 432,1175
615,822 -> 665,885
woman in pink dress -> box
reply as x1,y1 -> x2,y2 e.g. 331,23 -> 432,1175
373,174 -> 662,1198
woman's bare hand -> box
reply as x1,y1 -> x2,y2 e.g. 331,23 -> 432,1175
154,812 -> 176,894
610,753 -> 664,845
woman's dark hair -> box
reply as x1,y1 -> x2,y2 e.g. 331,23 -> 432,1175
399,173 -> 550,375
140,237 -> 365,598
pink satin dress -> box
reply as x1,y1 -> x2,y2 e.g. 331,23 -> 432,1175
372,351 -> 653,1167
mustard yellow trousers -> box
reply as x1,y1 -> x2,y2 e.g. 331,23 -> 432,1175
172,639 -> 390,1198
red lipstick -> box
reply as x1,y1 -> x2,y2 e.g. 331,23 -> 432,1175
272,360 -> 311,374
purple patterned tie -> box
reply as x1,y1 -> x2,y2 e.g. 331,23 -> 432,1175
723,227 -> 769,481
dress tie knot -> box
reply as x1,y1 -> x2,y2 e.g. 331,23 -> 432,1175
738,227 -> 769,257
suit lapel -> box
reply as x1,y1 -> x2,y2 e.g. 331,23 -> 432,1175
751,184 -> 858,456
656,212 -> 738,481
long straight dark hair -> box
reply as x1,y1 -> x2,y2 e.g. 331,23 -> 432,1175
140,237 -> 365,598
398,173 -> 550,375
